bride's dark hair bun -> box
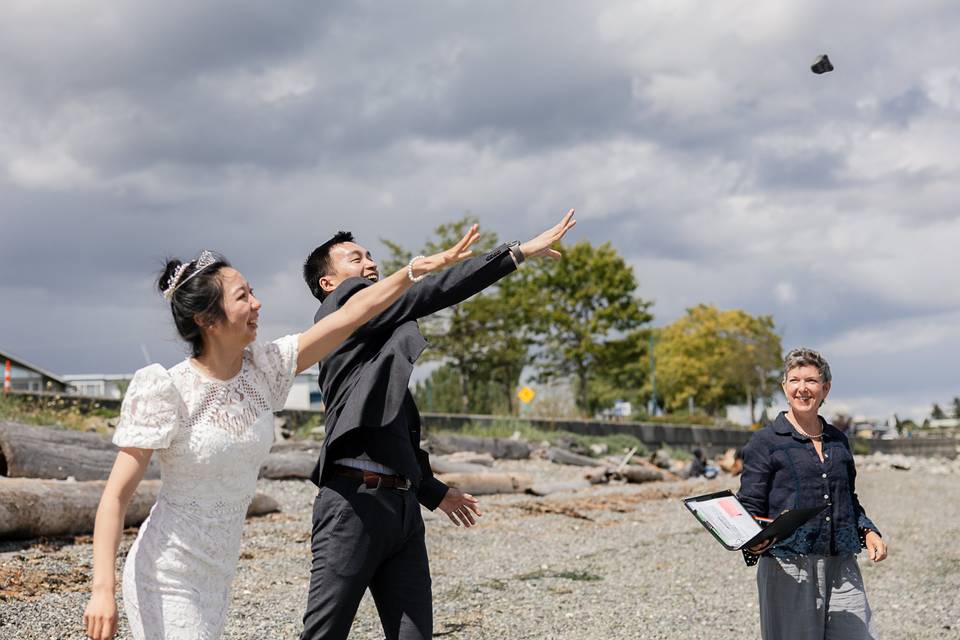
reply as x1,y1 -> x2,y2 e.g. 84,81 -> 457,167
156,253 -> 231,357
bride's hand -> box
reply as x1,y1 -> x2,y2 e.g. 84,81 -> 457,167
83,588 -> 118,639
409,224 -> 481,277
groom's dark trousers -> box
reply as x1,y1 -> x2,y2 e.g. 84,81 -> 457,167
300,244 -> 521,640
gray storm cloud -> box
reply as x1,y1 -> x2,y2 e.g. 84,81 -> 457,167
2,0 -> 959,419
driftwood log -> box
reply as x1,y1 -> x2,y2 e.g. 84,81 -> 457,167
0,422 -> 320,481
526,479 -> 592,496
430,456 -> 492,475
617,457 -> 681,483
269,439 -> 322,454
259,451 -> 316,479
583,466 -> 612,484
435,472 -> 533,495
438,451 -> 494,466
545,447 -> 604,468
428,434 -> 531,460
0,478 -> 279,539
618,465 -> 664,483
0,422 -> 160,481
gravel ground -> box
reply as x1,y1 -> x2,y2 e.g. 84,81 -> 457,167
1,456 -> 958,639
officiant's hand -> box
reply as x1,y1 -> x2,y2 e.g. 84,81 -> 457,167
865,530 -> 887,562
747,538 -> 777,555
83,588 -> 118,639
438,487 -> 482,527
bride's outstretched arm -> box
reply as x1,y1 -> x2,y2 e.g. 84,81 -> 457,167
295,224 -> 481,373
83,448 -> 153,640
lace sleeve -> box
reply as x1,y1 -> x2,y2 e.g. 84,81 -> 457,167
112,364 -> 182,449
249,334 -> 300,410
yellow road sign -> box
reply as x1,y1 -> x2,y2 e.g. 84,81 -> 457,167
517,386 -> 535,404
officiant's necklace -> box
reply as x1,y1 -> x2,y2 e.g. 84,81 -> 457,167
794,425 -> 823,440
788,414 -> 823,440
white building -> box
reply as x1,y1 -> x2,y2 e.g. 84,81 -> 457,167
65,371 -> 323,411
286,372 -> 323,410
929,418 -> 960,429
63,374 -> 134,399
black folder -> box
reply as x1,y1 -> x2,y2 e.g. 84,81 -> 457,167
683,490 -> 827,551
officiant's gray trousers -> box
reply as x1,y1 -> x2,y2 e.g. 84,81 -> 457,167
300,476 -> 432,640
757,554 -> 876,640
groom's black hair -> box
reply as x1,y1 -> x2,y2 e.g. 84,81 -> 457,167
303,231 -> 354,302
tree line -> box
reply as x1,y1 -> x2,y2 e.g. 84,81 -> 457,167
383,216 -> 783,420
930,399 -> 960,421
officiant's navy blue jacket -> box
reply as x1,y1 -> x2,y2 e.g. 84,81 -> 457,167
310,244 -> 519,510
737,412 -> 880,564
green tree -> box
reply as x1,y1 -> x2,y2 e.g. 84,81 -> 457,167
412,363 -> 510,415
529,241 -> 654,415
654,304 -> 782,419
583,329 -> 652,415
411,364 -> 463,413
931,403 -> 946,420
952,397 -> 960,419
450,271 -> 536,413
382,216 -> 532,413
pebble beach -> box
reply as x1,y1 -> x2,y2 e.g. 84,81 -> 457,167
2,455 -> 959,639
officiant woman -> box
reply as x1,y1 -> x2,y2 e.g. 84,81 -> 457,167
736,347 -> 887,640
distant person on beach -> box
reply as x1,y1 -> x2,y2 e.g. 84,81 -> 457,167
736,347 -> 887,640
81,232 -> 480,640
298,210 -> 576,640
687,448 -> 718,479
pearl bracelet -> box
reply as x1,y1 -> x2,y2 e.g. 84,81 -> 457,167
407,255 -> 427,283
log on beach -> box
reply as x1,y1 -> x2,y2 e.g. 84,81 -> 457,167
545,447 -> 605,468
269,439 -> 322,454
438,451 -> 495,467
430,456 -> 492,475
618,465 -> 664,483
0,422 -> 160,481
435,472 -> 534,495
583,466 -> 611,484
259,451 -> 316,479
630,458 -> 682,482
0,422 -> 317,482
246,493 -> 281,518
428,434 -> 532,460
0,478 -> 280,540
526,479 -> 593,496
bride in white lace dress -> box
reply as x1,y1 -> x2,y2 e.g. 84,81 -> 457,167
83,228 -> 480,640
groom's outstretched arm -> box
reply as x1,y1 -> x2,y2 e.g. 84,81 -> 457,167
322,244 -> 518,333
320,210 -> 578,332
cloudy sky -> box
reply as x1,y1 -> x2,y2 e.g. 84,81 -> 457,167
2,1 -> 958,421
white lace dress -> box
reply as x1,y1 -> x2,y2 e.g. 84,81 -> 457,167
112,335 -> 299,640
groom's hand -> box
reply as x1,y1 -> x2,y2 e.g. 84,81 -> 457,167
519,209 -> 577,260
438,487 -> 482,527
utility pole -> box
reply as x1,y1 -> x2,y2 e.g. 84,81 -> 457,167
648,332 -> 657,416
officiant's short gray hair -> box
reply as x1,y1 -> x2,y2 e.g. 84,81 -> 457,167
782,348 -> 832,384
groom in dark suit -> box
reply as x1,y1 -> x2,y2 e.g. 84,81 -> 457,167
298,211 -> 576,640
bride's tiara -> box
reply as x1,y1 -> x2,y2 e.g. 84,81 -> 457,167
162,250 -> 219,301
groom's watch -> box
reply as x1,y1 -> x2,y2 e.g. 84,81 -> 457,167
506,240 -> 525,268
